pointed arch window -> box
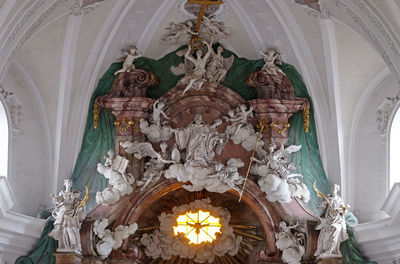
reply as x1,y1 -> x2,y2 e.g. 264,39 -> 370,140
0,100 -> 8,177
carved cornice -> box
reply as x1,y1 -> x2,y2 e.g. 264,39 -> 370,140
0,86 -> 22,135
71,0 -> 110,16
376,96 -> 400,135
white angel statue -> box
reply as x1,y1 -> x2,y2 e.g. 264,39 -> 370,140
206,45 -> 234,83
252,144 -> 310,204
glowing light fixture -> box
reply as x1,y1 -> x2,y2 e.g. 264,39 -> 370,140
173,210 -> 222,244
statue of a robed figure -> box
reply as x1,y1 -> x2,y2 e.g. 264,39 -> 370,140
49,179 -> 87,253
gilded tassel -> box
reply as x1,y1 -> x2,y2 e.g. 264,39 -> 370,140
303,103 -> 310,133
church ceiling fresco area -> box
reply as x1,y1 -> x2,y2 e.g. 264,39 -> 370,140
14,1 -> 375,264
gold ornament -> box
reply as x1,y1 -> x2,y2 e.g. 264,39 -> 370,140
303,103 -> 310,133
93,102 -> 100,129
114,119 -> 135,132
239,119 -> 268,202
269,120 -> 290,135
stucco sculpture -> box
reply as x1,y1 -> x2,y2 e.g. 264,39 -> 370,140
93,218 -> 138,258
171,42 -> 233,94
251,144 -> 310,204
206,45 -> 234,83
114,46 -> 142,75
139,99 -> 173,143
49,179 -> 87,253
181,39 -> 213,95
275,221 -> 305,264
314,184 -> 349,259
161,16 -> 231,45
95,153 -> 135,206
121,141 -> 178,190
161,20 -> 197,45
260,48 -> 284,76
165,114 -> 244,193
224,104 -> 259,151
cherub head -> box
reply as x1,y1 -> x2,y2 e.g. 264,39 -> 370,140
217,46 -> 224,54
239,104 -> 247,111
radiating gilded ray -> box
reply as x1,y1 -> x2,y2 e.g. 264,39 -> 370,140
231,224 -> 257,230
233,229 -> 264,241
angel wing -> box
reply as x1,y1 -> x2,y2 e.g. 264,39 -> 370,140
313,181 -> 327,201
171,63 -> 186,76
255,144 -> 269,160
120,141 -> 161,160
281,145 -> 302,160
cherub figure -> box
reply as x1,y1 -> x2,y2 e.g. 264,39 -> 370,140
161,20 -> 198,45
114,46 -> 142,75
200,16 -> 232,42
275,221 -> 305,264
151,100 -> 169,127
260,48 -> 285,76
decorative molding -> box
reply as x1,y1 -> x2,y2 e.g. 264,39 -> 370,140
15,0 -> 67,51
353,183 -> 400,263
0,176 -> 45,263
377,96 -> 400,135
71,0 -> 110,16
0,85 -> 22,135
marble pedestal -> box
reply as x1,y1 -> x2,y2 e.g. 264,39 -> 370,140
97,97 -> 154,154
248,98 -> 309,146
54,251 -> 83,264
